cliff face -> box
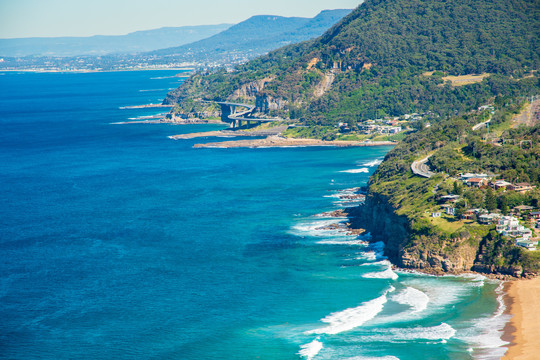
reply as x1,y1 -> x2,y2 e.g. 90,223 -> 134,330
349,193 -> 409,263
350,193 -> 480,275
349,192 -> 532,277
230,77 -> 275,101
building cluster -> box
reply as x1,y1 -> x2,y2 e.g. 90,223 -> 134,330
459,173 -> 535,193
434,186 -> 539,251
357,124 -> 402,135
496,216 -> 537,250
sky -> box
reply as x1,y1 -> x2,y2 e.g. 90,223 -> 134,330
0,0 -> 362,39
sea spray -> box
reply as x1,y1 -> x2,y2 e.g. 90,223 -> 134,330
306,287 -> 395,335
298,337 -> 323,360
454,281 -> 510,359
390,287 -> 430,313
340,168 -> 369,174
359,159 -> 383,167
361,323 -> 456,342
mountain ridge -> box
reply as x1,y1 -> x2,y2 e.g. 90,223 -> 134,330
0,24 -> 233,57
164,0 -> 539,124
150,9 -> 353,63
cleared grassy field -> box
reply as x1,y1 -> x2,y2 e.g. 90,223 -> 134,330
442,73 -> 490,86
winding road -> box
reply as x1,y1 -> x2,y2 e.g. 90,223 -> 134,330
411,155 -> 435,178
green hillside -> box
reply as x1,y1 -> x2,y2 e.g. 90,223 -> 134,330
164,0 -> 539,124
353,98 -> 540,276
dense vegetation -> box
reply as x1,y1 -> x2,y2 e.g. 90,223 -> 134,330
165,0 -> 540,125
368,99 -> 540,275
163,0 -> 540,275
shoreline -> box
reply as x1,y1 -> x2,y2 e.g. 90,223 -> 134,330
191,136 -> 397,148
119,104 -> 173,109
0,68 -> 194,74
502,278 -> 540,359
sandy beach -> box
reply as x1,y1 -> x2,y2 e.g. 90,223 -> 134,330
503,277 -> 540,359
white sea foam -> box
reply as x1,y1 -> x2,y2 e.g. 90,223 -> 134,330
306,288 -> 394,335
459,273 -> 486,287
298,337 -> 323,360
138,89 -> 166,92
363,323 -> 456,343
317,239 -> 368,246
361,159 -> 383,167
455,281 -> 510,359
340,168 -> 370,174
399,275 -> 471,309
359,259 -> 391,266
323,187 -> 361,199
357,252 -> 378,261
291,219 -> 344,236
391,287 -> 430,313
363,268 -> 399,280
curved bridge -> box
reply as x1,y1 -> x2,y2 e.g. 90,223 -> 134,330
215,101 -> 283,128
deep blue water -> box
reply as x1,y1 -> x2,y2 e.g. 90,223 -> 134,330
0,71 -> 508,359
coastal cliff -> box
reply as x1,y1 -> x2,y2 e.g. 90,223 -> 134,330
349,192 -> 531,277
346,106 -> 540,278
159,0 -> 540,277
349,192 -> 480,275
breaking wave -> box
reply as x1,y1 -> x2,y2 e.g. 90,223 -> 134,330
363,323 -> 456,343
298,337 -> 323,360
361,159 -> 383,167
363,268 -> 399,280
391,287 -> 430,313
306,287 -> 395,335
340,168 -> 369,174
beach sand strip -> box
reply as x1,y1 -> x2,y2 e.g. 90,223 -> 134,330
503,277 -> 540,360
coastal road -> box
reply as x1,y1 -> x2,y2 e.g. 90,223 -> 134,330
216,101 -> 283,123
472,116 -> 491,131
411,155 -> 435,178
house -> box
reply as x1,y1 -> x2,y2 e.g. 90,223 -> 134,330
440,194 -> 460,203
460,173 -> 491,181
496,216 -> 533,239
478,213 -> 501,225
446,207 -> 455,216
529,211 -> 540,220
509,183 -> 534,193
461,213 -> 474,220
514,205 -> 534,212
466,178 -> 488,188
431,212 -> 441,218
491,180 -> 513,191
520,228 -> 533,239
516,238 -> 538,251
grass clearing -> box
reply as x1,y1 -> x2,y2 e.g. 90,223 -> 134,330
442,73 -> 490,87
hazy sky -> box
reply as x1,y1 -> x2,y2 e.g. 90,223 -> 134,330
0,0 -> 362,39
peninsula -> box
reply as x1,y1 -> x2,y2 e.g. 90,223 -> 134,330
159,0 -> 540,354
161,0 -> 540,278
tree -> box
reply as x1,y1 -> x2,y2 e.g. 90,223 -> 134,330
453,181 -> 463,195
498,196 -> 509,215
485,187 -> 497,212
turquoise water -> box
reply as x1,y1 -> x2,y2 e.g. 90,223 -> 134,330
0,71 -> 508,359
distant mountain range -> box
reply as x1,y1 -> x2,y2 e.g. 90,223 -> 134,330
151,10 -> 353,62
0,9 -> 352,70
0,25 -> 232,57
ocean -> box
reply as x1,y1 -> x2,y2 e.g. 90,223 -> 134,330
0,70 -> 508,359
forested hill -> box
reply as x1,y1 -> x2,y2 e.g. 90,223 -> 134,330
150,10 -> 352,62
164,0 -> 539,124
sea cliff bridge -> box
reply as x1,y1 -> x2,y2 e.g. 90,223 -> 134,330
203,101 -> 283,128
